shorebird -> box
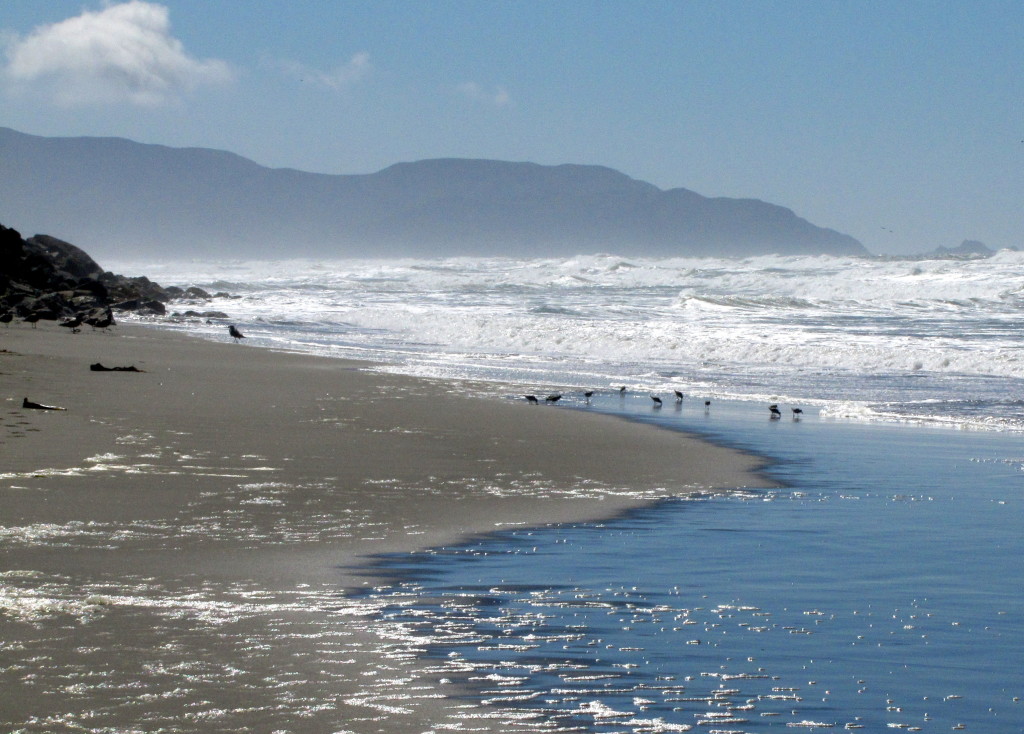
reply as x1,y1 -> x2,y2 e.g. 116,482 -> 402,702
619,386 -> 627,394
23,313 -> 40,328
769,404 -> 782,419
545,393 -> 562,403
60,314 -> 84,332
85,310 -> 114,330
792,407 -> 804,418
651,395 -> 663,407
584,390 -> 594,401
0,312 -> 12,327
525,395 -> 539,404
674,390 -> 684,402
229,324 -> 245,342
704,400 -> 711,412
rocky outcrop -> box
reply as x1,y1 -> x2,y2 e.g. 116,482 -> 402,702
1,221 -> 183,324
927,240 -> 996,259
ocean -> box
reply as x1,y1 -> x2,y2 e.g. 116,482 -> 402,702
127,251 -> 1024,431
6,251 -> 1024,732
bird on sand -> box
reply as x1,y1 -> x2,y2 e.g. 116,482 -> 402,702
23,313 -> 40,328
229,324 -> 245,342
525,395 -> 539,404
651,395 -> 663,407
85,310 -> 115,330
674,390 -> 684,402
545,393 -> 562,403
769,404 -> 782,419
60,314 -> 84,332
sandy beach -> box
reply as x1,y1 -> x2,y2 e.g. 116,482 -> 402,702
1,322 -> 766,733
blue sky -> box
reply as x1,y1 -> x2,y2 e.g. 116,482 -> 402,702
2,0 -> 1021,254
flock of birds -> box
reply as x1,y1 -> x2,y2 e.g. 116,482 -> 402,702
15,318 -> 809,422
1,310 -> 115,331
524,388 -> 805,419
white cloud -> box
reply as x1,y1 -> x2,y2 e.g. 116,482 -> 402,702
275,52 -> 371,90
457,81 -> 512,107
2,1 -> 233,106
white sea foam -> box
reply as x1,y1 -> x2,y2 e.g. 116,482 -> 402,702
113,252 -> 1024,430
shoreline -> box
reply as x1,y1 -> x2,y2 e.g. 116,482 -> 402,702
1,321 -> 769,732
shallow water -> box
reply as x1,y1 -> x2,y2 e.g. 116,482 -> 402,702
366,395 -> 1024,732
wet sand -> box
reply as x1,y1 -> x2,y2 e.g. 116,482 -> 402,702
1,322 -> 766,732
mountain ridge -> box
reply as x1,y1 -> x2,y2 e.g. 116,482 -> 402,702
0,127 -> 867,259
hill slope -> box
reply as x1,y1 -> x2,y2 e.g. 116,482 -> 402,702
0,127 -> 867,259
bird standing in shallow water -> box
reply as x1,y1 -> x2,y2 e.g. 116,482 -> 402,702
525,395 -> 539,404
229,325 -> 245,342
792,407 -> 804,419
651,395 -> 663,407
674,390 -> 684,402
769,404 -> 782,419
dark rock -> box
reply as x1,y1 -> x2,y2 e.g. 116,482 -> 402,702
923,239 -> 995,260
181,310 -> 229,319
25,234 -> 104,279
1,221 -> 231,325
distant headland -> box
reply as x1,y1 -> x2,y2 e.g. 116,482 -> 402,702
0,126 -> 867,260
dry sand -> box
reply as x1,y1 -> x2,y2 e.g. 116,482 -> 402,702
1,321 -> 767,732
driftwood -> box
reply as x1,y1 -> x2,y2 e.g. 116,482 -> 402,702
90,363 -> 144,372
22,397 -> 66,411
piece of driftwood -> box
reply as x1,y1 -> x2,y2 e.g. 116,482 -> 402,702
22,397 -> 66,411
90,363 -> 144,372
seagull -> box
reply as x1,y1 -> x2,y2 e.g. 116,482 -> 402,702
674,390 -> 684,402
60,314 -> 84,332
525,395 -> 539,404
769,404 -> 782,419
85,310 -> 115,330
651,395 -> 663,407
229,324 -> 245,342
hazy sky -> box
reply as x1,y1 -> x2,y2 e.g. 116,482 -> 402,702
2,1 -> 1021,254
